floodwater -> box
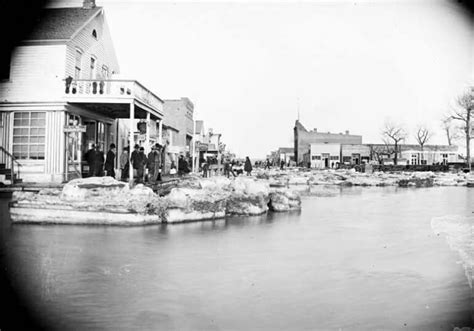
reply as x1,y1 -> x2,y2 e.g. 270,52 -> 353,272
0,186 -> 473,330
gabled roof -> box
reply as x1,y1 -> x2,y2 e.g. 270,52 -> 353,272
26,7 -> 102,41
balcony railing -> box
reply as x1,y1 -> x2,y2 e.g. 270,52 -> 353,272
64,78 -> 162,112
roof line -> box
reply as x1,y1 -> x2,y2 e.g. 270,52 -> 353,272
21,39 -> 69,44
69,7 -> 103,41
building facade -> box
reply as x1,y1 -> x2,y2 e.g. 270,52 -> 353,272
163,98 -> 194,156
310,143 -> 341,169
277,147 -> 295,165
0,0 -> 164,183
341,144 -> 371,165
294,120 -> 362,164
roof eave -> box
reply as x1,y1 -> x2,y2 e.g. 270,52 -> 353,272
21,39 -> 70,45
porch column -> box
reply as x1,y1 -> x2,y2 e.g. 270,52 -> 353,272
145,112 -> 151,154
129,101 -> 135,184
158,119 -> 163,145
192,120 -> 196,173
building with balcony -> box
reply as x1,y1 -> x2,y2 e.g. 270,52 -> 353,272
0,0 -> 164,183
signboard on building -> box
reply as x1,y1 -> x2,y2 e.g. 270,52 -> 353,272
64,125 -> 86,133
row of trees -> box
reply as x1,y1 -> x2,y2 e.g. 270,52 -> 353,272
379,88 -> 474,168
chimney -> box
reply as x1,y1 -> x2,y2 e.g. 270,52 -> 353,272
345,130 -> 349,135
83,0 -> 96,9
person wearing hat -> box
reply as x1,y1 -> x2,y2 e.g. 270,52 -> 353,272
147,143 -> 162,184
178,154 -> 190,176
120,146 -> 130,181
85,143 -> 104,177
104,143 -> 116,178
130,144 -> 142,183
85,143 -> 96,177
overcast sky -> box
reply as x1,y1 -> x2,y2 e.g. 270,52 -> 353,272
99,0 -> 473,158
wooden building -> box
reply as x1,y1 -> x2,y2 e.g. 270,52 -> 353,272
0,0 -> 164,183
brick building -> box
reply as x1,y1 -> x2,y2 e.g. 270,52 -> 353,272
293,120 -> 362,164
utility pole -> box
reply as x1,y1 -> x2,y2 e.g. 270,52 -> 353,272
297,97 -> 300,121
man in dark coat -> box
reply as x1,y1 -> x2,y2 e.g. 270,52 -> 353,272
178,155 -> 190,176
85,144 -> 104,177
104,143 -> 116,178
147,144 -> 162,184
244,156 -> 252,176
85,144 -> 96,177
130,144 -> 142,183
135,147 -> 147,183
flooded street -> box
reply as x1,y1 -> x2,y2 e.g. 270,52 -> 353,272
1,186 -> 472,330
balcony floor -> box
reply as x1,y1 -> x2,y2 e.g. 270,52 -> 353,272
68,102 -> 159,120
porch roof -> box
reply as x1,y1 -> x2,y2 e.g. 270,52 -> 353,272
71,102 -> 160,120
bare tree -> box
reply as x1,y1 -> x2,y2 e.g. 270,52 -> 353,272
441,116 -> 460,146
370,144 -> 392,164
450,89 -> 474,170
381,122 -> 407,165
415,126 -> 432,165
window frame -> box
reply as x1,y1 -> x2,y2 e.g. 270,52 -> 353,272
12,112 -> 46,160
90,56 -> 97,79
74,48 -> 83,79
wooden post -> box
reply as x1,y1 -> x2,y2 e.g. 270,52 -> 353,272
145,112 -> 151,154
158,119 -> 163,145
129,101 -> 135,185
192,120 -> 196,173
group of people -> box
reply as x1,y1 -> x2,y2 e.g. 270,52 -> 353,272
86,143 -> 164,184
86,143 -> 260,183
85,143 -> 116,178
86,142 -> 194,184
201,156 -> 253,178
261,158 -> 291,170
120,144 -> 164,184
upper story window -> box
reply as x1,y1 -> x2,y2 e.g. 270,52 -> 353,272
101,65 -> 109,79
92,29 -> 98,39
13,112 -> 46,160
74,49 -> 82,79
90,56 -> 96,79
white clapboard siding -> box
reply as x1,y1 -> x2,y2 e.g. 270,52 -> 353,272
0,112 -> 12,167
45,111 -> 66,175
0,45 -> 67,102
66,11 -> 120,79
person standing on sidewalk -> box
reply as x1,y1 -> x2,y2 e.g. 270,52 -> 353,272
120,146 -> 129,181
104,143 -> 116,178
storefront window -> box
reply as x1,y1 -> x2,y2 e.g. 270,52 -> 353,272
97,122 -> 106,152
13,112 -> 46,160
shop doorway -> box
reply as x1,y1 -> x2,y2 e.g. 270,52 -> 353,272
65,114 -> 84,181
322,153 -> 330,168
